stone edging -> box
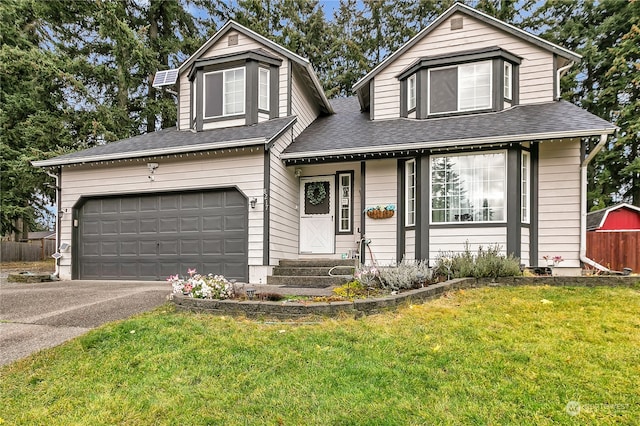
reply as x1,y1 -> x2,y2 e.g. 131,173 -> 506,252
171,276 -> 639,320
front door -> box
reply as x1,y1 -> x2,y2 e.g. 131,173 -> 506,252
300,176 -> 334,254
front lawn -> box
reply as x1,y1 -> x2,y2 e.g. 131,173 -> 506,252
2,285 -> 639,425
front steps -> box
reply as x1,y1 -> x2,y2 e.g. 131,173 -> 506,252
267,259 -> 356,288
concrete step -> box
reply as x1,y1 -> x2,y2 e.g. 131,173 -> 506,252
272,266 -> 355,277
266,275 -> 350,288
278,259 -> 357,268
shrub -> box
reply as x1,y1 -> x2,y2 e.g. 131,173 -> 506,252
354,265 -> 381,288
169,269 -> 235,300
379,259 -> 433,291
333,280 -> 374,299
434,243 -> 522,280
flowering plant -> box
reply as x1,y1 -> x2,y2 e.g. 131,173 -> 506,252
354,265 -> 380,288
168,269 -> 235,300
543,255 -> 564,267
364,204 -> 396,213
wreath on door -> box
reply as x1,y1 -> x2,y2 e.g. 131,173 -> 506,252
306,182 -> 327,205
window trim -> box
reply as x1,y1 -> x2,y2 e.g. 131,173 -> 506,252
504,62 -> 513,100
258,67 -> 270,112
407,74 -> 416,112
521,150 -> 530,223
427,60 -> 493,115
405,159 -> 416,227
429,150 -> 507,225
202,66 -> 246,119
336,171 -> 354,234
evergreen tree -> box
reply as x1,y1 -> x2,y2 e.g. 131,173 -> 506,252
527,0 -> 640,207
0,0 -> 78,236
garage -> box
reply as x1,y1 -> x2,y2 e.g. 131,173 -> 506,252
75,189 -> 248,281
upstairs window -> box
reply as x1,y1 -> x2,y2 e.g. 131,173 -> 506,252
428,60 -> 492,115
504,62 -> 512,100
407,74 -> 416,111
258,68 -> 270,111
203,67 -> 245,118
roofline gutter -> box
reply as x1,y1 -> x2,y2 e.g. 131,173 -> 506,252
281,128 -> 618,160
556,61 -> 574,100
31,137 -> 267,168
580,133 -> 611,272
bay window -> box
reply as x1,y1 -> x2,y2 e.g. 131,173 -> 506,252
408,74 -> 416,111
259,67 -> 270,111
203,67 -> 245,118
431,152 -> 506,223
428,60 -> 492,114
504,62 -> 512,100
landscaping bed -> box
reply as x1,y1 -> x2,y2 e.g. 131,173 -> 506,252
172,275 -> 640,319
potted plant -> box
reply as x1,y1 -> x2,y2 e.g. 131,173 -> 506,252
365,204 -> 395,219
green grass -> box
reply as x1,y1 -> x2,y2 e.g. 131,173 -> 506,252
2,285 -> 639,425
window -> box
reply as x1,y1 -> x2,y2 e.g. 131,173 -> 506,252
203,67 -> 245,119
504,62 -> 512,100
259,68 -> 269,111
338,173 -> 352,233
428,60 -> 492,114
408,74 -> 416,111
521,151 -> 530,223
458,61 -> 492,111
431,152 -> 506,223
192,80 -> 197,122
223,68 -> 245,115
405,159 -> 416,226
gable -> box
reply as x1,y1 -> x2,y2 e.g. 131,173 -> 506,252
353,2 -> 580,93
367,11 -> 564,119
176,21 -> 331,130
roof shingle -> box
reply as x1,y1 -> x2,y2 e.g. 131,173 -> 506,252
34,116 -> 296,167
282,97 -> 616,161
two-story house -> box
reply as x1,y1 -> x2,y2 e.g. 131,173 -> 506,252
34,3 -> 616,282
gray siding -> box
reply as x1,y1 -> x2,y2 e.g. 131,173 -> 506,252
537,138 -> 581,270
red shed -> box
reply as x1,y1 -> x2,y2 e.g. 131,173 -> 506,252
586,203 -> 640,272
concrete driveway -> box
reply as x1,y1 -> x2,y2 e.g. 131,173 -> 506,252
0,280 -> 171,367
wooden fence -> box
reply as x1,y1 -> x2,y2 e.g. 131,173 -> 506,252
586,231 -> 639,272
0,240 -> 56,262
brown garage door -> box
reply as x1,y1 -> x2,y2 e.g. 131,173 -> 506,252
77,189 -> 248,281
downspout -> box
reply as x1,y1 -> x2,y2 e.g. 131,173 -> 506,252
580,134 -> 609,272
44,168 -> 61,278
556,62 -> 574,100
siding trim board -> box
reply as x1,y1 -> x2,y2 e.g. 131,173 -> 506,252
530,142 -> 539,265
360,161 -> 366,264
506,146 -> 521,257
263,149 -> 271,265
397,161 -> 405,262
418,155 -> 430,262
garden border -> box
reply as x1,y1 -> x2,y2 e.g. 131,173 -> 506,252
171,276 -> 640,320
